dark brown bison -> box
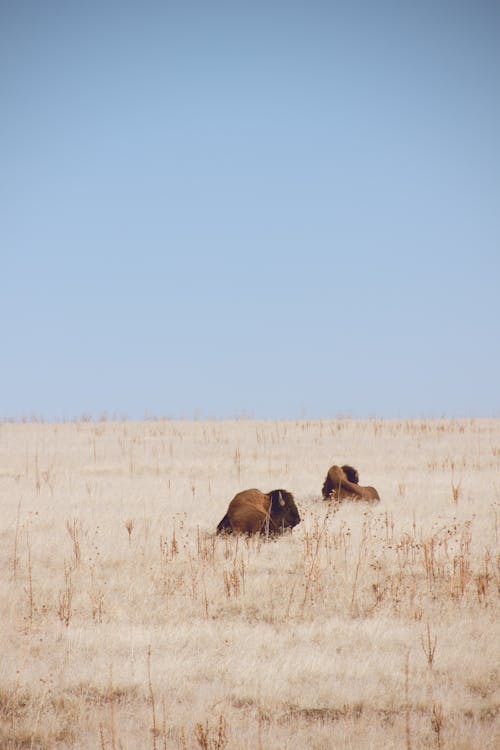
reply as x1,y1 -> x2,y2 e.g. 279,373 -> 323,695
321,464 -> 380,503
217,488 -> 300,535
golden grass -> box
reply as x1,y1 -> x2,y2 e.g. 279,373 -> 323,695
0,418 -> 499,748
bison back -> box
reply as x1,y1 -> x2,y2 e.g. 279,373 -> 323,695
226,489 -> 270,535
361,485 -> 380,502
322,465 -> 347,498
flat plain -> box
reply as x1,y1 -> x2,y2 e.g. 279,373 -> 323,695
0,418 -> 499,749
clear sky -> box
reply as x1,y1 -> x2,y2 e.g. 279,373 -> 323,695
1,1 -> 499,420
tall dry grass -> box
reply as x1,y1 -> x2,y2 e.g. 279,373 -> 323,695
0,418 -> 498,748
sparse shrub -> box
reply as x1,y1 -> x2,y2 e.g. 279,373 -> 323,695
195,715 -> 228,750
57,563 -> 74,626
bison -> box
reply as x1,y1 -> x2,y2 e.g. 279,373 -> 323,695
321,464 -> 380,503
217,488 -> 300,535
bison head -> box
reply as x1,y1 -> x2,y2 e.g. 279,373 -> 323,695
341,464 -> 359,484
268,489 -> 300,531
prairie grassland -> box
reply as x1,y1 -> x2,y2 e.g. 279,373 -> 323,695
0,418 -> 498,749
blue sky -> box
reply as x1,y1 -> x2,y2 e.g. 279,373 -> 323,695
1,1 -> 499,420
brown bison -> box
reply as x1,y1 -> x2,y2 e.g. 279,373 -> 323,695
217,488 -> 300,535
322,464 -> 380,503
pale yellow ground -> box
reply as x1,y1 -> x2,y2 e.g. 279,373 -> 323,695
0,418 -> 498,749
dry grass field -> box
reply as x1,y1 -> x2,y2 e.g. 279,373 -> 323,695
0,418 -> 499,749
